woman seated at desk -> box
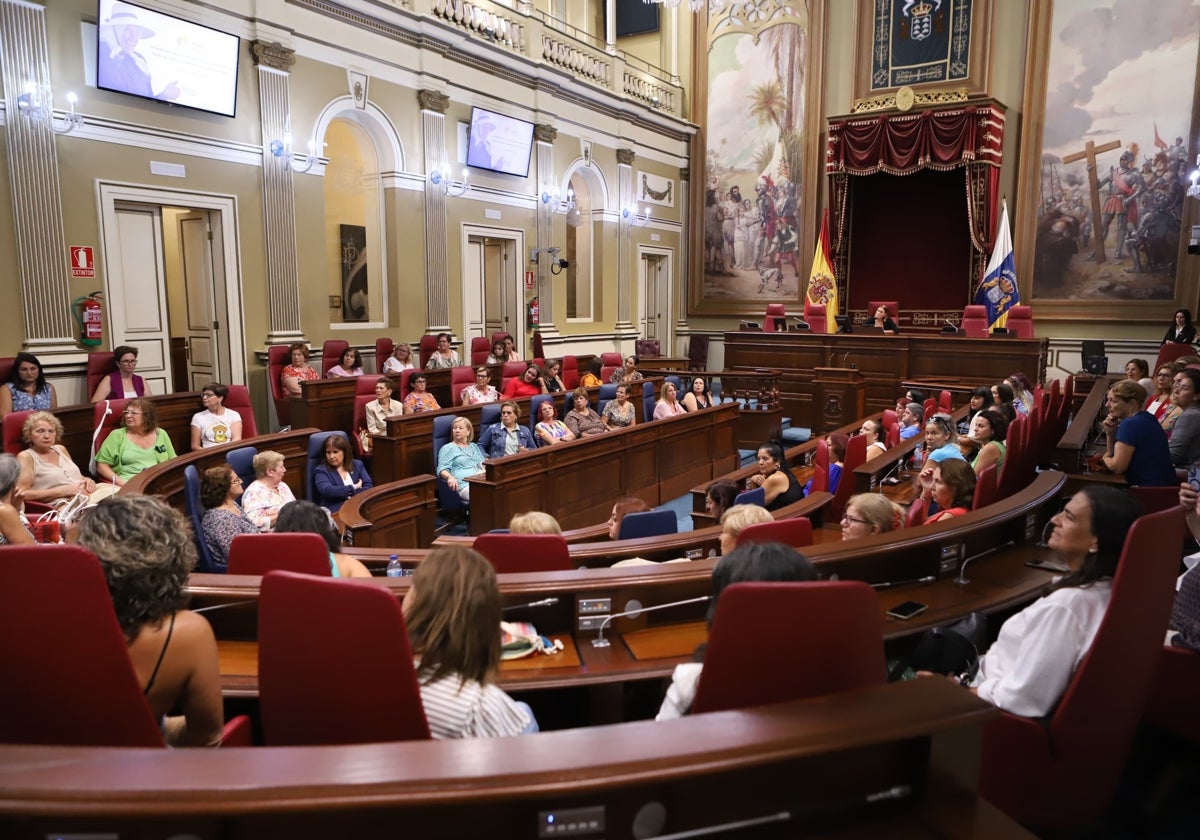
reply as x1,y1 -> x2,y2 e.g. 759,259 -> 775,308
579,359 -> 603,389
365,378 -> 404,435
1146,362 -> 1183,435
656,542 -> 817,720
16,411 -> 98,505
189,383 -> 243,451
609,355 -> 643,386
279,342 -> 318,399
241,450 -> 295,531
566,388 -> 606,438
199,464 -> 259,570
746,441 -> 802,511
77,495 -> 224,746
961,409 -> 1008,476
91,345 -> 150,403
653,381 -> 686,420
404,546 -> 537,738
704,479 -> 739,524
381,342 -> 415,374
1168,369 -> 1200,467
0,352 -> 57,418
437,416 -> 486,503
602,384 -> 637,430
841,493 -> 903,540
871,305 -> 899,334
858,418 -> 888,461
502,364 -> 547,399
926,486 -> 1142,718
95,398 -> 176,487
403,374 -> 441,414
912,460 -> 976,525
461,367 -> 499,406
957,387 -> 992,435
484,339 -> 509,366
311,434 -> 372,515
479,401 -> 535,458
326,348 -> 363,378
534,399 -> 575,446
606,496 -> 649,540
1098,380 -> 1176,486
681,377 -> 714,412
803,433 -> 847,498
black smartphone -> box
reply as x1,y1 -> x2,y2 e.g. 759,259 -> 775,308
886,600 -> 928,620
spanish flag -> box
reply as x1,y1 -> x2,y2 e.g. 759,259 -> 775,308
805,209 -> 838,333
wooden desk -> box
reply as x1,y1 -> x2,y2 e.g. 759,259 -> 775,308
467,402 -> 739,534
724,330 -> 1047,430
1054,373 -> 1121,470
0,679 -> 1032,839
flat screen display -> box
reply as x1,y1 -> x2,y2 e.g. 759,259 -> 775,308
465,107 -> 534,178
97,0 -> 240,117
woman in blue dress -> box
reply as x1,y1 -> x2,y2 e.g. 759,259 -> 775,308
0,352 -> 57,419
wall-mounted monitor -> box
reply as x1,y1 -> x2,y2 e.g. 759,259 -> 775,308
465,107 -> 534,178
96,0 -> 240,118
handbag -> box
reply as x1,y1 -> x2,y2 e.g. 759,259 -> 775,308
888,611 -> 987,681
500,621 -> 565,660
357,427 -> 373,454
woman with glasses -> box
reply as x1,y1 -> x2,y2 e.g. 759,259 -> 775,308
534,399 -> 575,446
189,382 -> 243,451
460,367 -> 499,406
841,493 -> 903,540
382,342 -> 415,374
280,342 -> 318,398
91,345 -> 149,403
1145,362 -> 1183,434
478,401 -> 534,458
94,397 -> 175,486
403,373 -> 441,414
199,464 -> 260,570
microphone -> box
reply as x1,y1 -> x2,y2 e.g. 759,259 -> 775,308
193,599 -> 257,614
875,458 -> 905,490
1035,519 -> 1054,549
503,596 -> 559,612
592,594 -> 711,648
955,540 -> 1015,586
871,575 -> 935,590
942,318 -> 958,334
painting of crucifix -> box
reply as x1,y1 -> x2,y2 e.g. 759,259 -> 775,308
1027,0 -> 1198,303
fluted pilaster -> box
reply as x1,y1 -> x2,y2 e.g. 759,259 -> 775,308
253,43 -> 304,343
0,0 -> 77,351
420,90 -> 451,332
534,124 -> 557,334
615,148 -> 636,333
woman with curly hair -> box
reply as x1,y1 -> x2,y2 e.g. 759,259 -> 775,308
75,495 -> 224,746
0,454 -> 34,545
94,397 -> 176,486
403,546 -> 536,738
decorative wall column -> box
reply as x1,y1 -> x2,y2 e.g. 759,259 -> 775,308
533,124 -> 558,336
251,41 -> 305,345
0,0 -> 79,354
604,0 -> 617,55
615,148 -> 637,335
419,89 -> 451,333
676,166 -> 690,334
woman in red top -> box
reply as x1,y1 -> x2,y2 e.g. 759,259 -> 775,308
502,363 -> 548,399
916,459 -> 976,524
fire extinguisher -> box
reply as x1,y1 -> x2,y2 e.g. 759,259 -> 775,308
72,292 -> 104,347
527,296 -> 540,329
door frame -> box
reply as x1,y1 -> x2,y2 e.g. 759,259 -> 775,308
96,182 -> 246,385
461,224 -> 526,357
637,245 -> 675,353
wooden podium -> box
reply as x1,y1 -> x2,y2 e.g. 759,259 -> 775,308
813,367 -> 865,432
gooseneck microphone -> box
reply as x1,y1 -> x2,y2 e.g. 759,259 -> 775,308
871,575 -> 936,590
592,595 -> 711,648
503,596 -> 559,612
875,458 -> 905,490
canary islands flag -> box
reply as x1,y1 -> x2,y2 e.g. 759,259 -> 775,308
974,199 -> 1019,330
805,209 -> 838,333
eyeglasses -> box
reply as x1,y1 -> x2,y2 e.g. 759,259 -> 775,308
476,372 -> 488,378
119,358 -> 137,365
123,410 -> 142,416
841,514 -> 871,527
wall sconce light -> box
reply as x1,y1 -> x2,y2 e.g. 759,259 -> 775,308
530,246 -> 569,275
1188,153 -> 1200,199
269,133 -> 318,173
622,205 -> 651,228
17,82 -> 82,134
541,187 -> 581,227
429,167 -> 469,197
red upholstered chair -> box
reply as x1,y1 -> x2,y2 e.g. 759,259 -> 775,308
600,363 -> 620,383
1127,486 -> 1183,516
374,337 -> 394,373
827,434 -> 866,522
258,570 -> 430,746
691,581 -> 885,714
500,360 -> 527,392
418,335 -> 438,369
600,352 -> 623,367
1144,646 -> 1200,744
320,339 -> 349,377
922,397 -> 938,422
0,356 -> 12,386
267,344 -> 292,428
635,338 -> 661,358
961,305 -> 990,338
398,368 -> 419,401
938,390 -> 952,413
0,544 -> 251,747
449,365 -> 477,405
561,355 -> 580,389
472,533 -> 572,574
2,410 -> 31,455
972,464 -> 999,510
222,385 -> 258,439
735,517 -> 813,549
881,408 -> 899,448
91,398 -> 128,468
979,506 -> 1186,833
1154,342 -> 1195,373
226,533 -> 332,576
532,330 -> 544,360
809,439 -> 829,494
491,331 -> 511,347
1006,305 -> 1033,338
762,303 -> 787,332
804,303 -> 827,334
868,301 -> 898,321
86,351 -> 116,402
351,395 -> 374,459
470,336 -> 491,366
355,374 -> 384,396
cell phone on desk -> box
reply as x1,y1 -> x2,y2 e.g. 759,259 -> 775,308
886,600 -> 928,620
1025,557 -> 1070,573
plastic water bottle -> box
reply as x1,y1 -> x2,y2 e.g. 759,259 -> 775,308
386,554 -> 403,578
910,444 -> 923,471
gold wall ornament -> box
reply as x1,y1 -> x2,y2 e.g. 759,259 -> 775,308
250,41 -> 295,71
534,124 -> 558,144
417,89 -> 449,113
849,87 -> 969,114
616,148 -> 636,166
